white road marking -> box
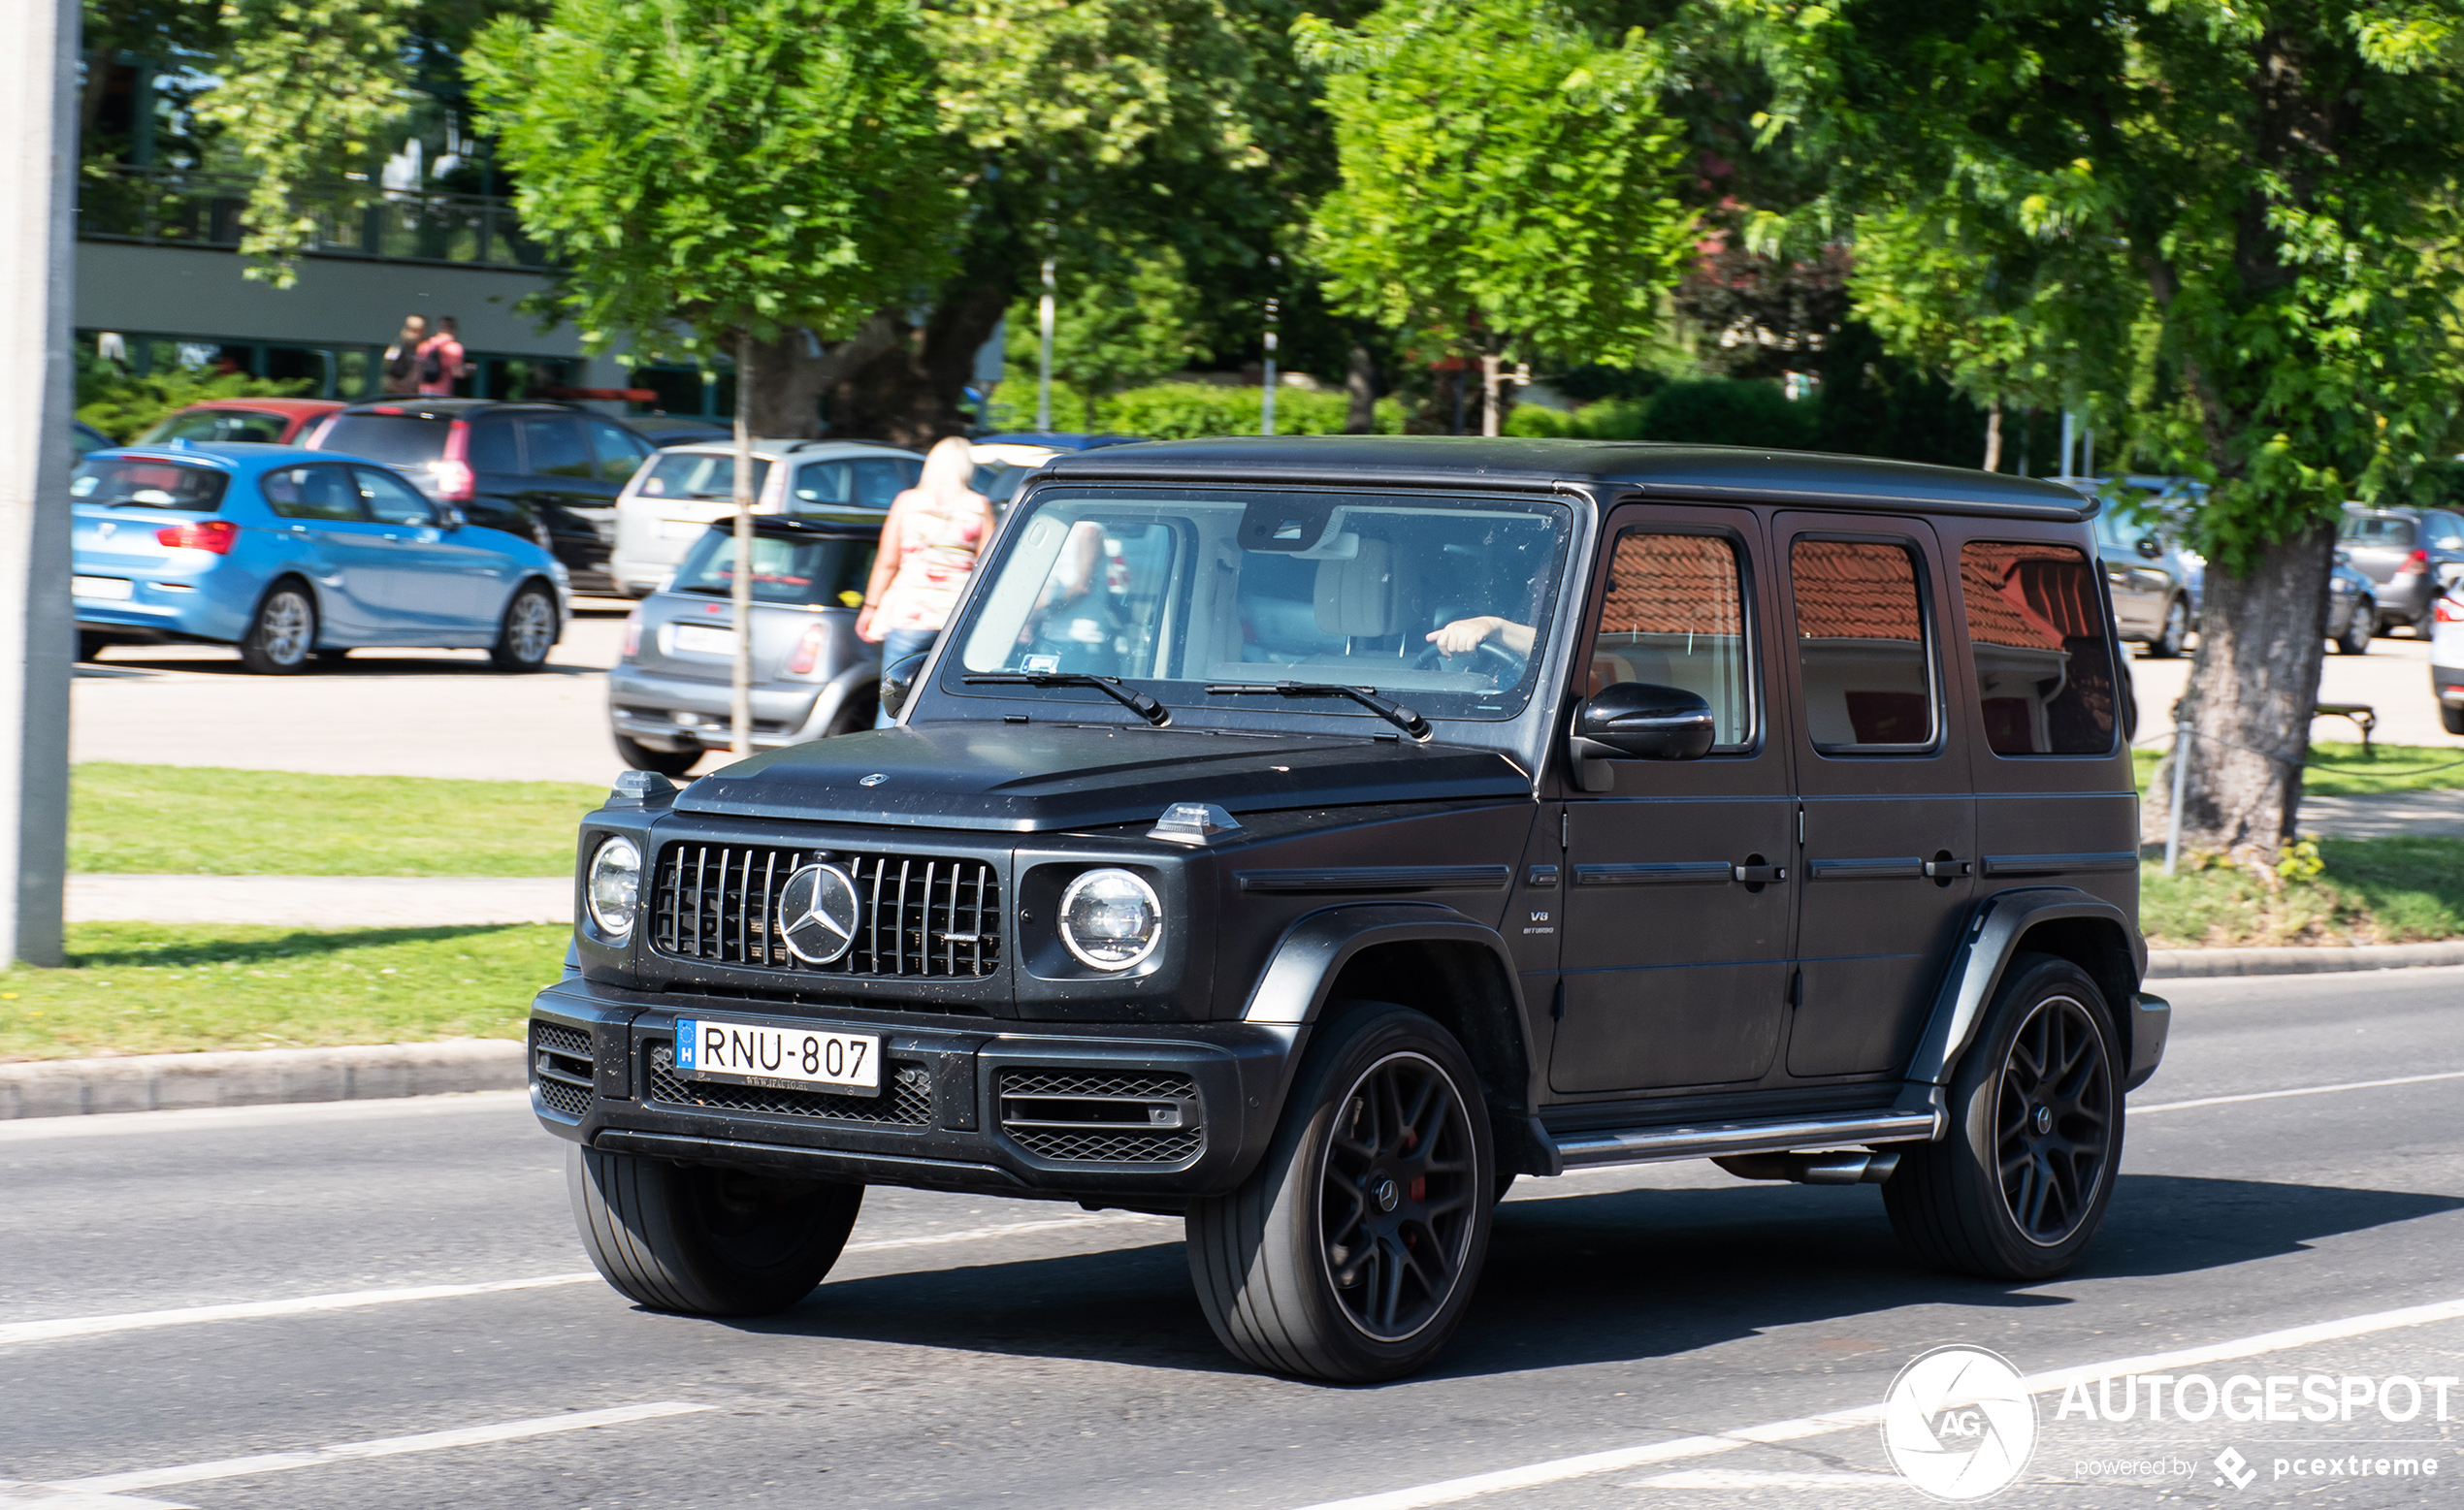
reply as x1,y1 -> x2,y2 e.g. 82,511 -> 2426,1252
2130,1068 -> 2464,1115
2,1212 -> 1177,1349
1628,1469 -> 1899,1489
45,1401 -> 710,1495
0,1482 -> 195,1509
0,1091 -> 530,1143
1284,1295 -> 2464,1510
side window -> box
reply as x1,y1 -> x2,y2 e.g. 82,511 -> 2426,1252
1589,530 -> 1754,749
354,467 -> 436,527
260,465 -> 365,523
852,459 -> 909,508
589,420 -> 651,481
1961,541 -> 2118,755
1791,537 -> 1936,751
793,460 -> 853,508
467,417 -> 520,474
2429,512 -> 2464,550
519,416 -> 594,479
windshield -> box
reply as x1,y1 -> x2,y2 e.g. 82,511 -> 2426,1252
2340,513 -> 2417,548
946,486 -> 1573,723
137,409 -> 289,445
316,415 -> 449,466
637,452 -> 773,502
671,529 -> 875,606
70,458 -> 229,512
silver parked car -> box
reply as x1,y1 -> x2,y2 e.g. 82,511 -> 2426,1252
607,438 -> 922,598
608,515 -> 880,776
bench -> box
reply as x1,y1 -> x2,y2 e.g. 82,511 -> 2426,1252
2316,702 -> 2377,756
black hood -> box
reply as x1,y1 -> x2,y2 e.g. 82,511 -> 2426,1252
672,723 -> 1533,832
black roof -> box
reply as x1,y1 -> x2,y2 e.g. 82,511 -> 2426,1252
1043,435 -> 2093,521
336,398 -> 581,419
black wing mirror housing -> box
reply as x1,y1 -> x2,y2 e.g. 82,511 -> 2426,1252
2135,535 -> 2163,561
1569,682 -> 1718,791
438,504 -> 467,530
878,649 -> 928,722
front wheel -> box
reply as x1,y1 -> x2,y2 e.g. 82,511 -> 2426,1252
567,1145 -> 862,1316
2443,703 -> 2464,736
490,583 -> 560,672
1884,954 -> 2123,1282
2335,602 -> 2372,656
238,583 -> 317,674
1186,1004 -> 1494,1382
615,733 -> 703,778
2146,596 -> 2189,659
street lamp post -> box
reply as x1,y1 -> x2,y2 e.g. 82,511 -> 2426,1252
1260,256 -> 1281,437
1036,256 -> 1055,433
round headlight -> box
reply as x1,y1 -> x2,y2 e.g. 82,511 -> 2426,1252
587,836 -> 641,939
1057,868 -> 1162,971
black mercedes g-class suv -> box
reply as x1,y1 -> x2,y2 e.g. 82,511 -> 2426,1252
530,436 -> 2168,1382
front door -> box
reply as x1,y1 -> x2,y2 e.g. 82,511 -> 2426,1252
1549,506 -> 1798,1094
1773,513 -> 1976,1079
349,464 -> 502,628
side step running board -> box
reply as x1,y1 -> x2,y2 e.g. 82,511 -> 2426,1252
1550,1108 -> 1942,1171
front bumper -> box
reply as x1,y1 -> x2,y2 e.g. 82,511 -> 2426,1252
608,665 -> 837,753
2124,991 -> 2170,1092
528,973 -> 1304,1201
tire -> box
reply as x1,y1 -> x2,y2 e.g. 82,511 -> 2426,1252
238,581 -> 318,674
2335,602 -> 2372,656
2443,703 -> 2464,736
615,733 -> 702,778
76,631 -> 108,663
567,1144 -> 863,1316
1884,953 -> 2124,1283
2146,595 -> 2188,659
1185,1004 -> 1495,1382
490,582 -> 560,673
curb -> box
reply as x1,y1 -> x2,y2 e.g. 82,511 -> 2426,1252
0,1039 -> 524,1120
2147,942 -> 2464,979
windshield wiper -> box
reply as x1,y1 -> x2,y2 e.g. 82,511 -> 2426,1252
963,672 -> 1170,726
1205,681 -> 1431,740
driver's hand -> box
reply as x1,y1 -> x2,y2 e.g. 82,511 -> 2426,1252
1425,616 -> 1502,656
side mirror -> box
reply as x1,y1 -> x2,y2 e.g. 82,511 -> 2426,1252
437,504 -> 466,530
878,649 -> 928,722
1569,682 -> 1716,790
2135,536 -> 2163,561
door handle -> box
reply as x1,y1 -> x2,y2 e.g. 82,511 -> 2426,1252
1732,862 -> 1787,884
1923,857 -> 1972,879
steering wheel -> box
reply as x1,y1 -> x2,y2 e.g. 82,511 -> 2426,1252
1410,638 -> 1526,681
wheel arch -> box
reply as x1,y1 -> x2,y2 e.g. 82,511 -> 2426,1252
1903,887 -> 2145,1092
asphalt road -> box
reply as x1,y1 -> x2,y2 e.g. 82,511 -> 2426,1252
5,968 -> 2461,1508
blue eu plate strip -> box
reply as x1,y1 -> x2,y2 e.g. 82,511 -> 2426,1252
675,1019 -> 698,1072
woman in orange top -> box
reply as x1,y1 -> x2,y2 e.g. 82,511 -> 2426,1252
857,435 -> 994,726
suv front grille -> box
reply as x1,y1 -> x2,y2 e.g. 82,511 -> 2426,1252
997,1068 -> 1203,1165
533,1021 -> 594,1118
646,1044 -> 933,1126
651,844 -> 1000,980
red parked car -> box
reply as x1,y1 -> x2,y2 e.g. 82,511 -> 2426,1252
134,398 -> 344,447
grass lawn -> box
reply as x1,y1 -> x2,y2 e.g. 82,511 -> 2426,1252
2132,741 -> 2464,798
0,922 -> 567,1061
72,763 -> 605,876
2139,836 -> 2464,948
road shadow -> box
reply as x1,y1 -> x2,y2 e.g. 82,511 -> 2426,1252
730,1173 -> 2464,1381
83,650 -> 599,678
65,922 -> 554,967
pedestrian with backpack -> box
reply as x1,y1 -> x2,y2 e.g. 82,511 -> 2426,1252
415,316 -> 467,397
380,315 -> 427,394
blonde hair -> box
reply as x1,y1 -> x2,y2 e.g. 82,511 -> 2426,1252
919,434 -> 976,498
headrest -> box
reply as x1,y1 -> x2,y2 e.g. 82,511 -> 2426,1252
1315,537 -> 1399,636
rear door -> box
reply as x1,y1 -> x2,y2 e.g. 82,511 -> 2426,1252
1549,504 -> 1798,1094
1775,513 -> 1976,1080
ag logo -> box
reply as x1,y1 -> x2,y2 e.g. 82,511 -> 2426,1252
776,862 -> 860,964
1881,1345 -> 2037,1500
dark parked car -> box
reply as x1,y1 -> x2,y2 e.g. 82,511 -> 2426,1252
2339,503 -> 2464,635
2327,550 -> 2377,656
306,399 -> 655,594
2076,488 -> 2196,657
607,514 -> 881,775
622,414 -> 733,450
532,437 -> 2166,1382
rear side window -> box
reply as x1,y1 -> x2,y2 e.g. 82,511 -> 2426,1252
261,465 -> 365,522
791,459 -> 853,507
637,452 -> 772,501
70,458 -> 230,512
2427,512 -> 2464,550
589,419 -> 651,481
1791,538 -> 1936,751
137,409 -> 288,445
316,415 -> 450,466
1587,530 -> 1755,749
519,416 -> 595,479
669,530 -> 875,606
853,458 -> 912,508
1961,542 -> 2118,755
2340,513 -> 2417,547
468,418 -> 520,473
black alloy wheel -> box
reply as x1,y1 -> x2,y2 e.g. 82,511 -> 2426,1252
1994,993 -> 2115,1247
1317,1051 -> 1482,1342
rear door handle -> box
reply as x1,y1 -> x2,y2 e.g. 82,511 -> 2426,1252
1923,857 -> 1972,879
1732,863 -> 1787,884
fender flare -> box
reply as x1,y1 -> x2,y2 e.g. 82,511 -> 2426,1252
1901,886 -> 2144,1091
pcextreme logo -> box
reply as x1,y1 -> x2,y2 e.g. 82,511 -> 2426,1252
1882,1345 -> 2039,1500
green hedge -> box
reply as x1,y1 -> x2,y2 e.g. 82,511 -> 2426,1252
1506,377 -> 1818,448
1098,382 -> 1409,438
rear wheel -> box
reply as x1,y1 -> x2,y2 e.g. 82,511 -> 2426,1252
567,1145 -> 862,1316
2336,601 -> 2373,656
1885,954 -> 2122,1282
490,583 -> 559,672
615,733 -> 702,778
1186,1004 -> 1494,1382
238,583 -> 317,674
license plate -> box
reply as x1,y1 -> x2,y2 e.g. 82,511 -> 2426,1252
73,575 -> 133,600
674,1018 -> 881,1095
658,518 -> 706,539
672,623 -> 737,656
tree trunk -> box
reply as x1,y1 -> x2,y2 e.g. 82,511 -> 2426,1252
1345,343 -> 1378,433
831,278 -> 1013,444
1982,399 -> 2002,471
733,316 -> 900,438
2141,523 -> 2335,860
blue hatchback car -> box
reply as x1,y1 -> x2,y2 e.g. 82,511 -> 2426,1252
72,442 -> 570,674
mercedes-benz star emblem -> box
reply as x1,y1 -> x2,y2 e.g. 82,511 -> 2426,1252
859,773 -> 889,787
776,863 -> 860,964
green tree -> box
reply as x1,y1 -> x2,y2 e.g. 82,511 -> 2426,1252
1005,248 -> 1207,430
1300,0 -> 1698,434
465,0 -> 959,432
1718,0 -> 2464,860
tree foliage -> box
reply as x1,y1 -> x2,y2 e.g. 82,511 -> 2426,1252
1005,248 -> 1209,429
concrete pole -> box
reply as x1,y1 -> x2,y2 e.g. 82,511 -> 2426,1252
2059,409 -> 2076,478
729,336 -> 755,759
1260,298 -> 1280,437
0,0 -> 78,966
1036,258 -> 1055,433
